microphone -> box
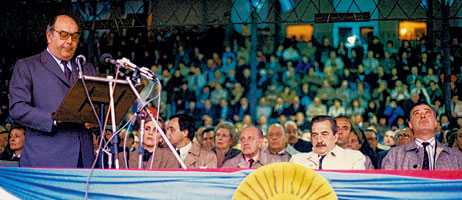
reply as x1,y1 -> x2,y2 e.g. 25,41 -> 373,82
75,55 -> 86,78
99,53 -> 157,81
100,53 -> 116,65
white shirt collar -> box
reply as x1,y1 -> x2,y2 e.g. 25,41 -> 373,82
47,48 -> 72,72
178,141 -> 193,160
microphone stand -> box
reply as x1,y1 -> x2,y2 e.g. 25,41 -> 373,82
108,76 -> 120,169
137,112 -> 146,169
103,57 -> 186,169
125,76 -> 187,169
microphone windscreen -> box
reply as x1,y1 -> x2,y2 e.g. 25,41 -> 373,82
100,53 -> 113,65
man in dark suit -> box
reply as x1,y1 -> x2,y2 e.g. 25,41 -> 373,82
9,14 -> 96,168
284,121 -> 312,152
283,96 -> 305,118
382,103 -> 462,169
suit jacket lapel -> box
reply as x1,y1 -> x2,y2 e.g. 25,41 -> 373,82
40,50 -> 72,86
184,143 -> 199,167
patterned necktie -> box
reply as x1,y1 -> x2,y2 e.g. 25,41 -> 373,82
422,142 -> 430,170
61,61 -> 71,80
319,155 -> 326,170
248,159 -> 254,168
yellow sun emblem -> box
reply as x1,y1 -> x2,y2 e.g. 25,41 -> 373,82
233,162 -> 337,200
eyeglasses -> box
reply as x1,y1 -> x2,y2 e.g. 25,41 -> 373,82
396,134 -> 411,139
51,28 -> 80,42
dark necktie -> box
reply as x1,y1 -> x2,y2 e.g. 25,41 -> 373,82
248,159 -> 254,168
319,155 -> 326,170
422,142 -> 430,170
177,149 -> 182,168
61,61 -> 71,80
143,149 -> 153,162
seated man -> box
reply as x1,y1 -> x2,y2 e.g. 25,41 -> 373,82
382,103 -> 462,169
290,116 -> 366,170
264,123 -> 300,162
284,121 -> 313,152
167,114 -> 217,168
395,128 -> 414,146
223,126 -> 282,168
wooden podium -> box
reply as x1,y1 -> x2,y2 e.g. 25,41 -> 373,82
53,75 -> 144,124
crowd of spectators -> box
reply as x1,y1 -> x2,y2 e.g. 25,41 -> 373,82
1,22 -> 462,166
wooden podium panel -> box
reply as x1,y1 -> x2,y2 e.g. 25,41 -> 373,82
54,75 -> 144,124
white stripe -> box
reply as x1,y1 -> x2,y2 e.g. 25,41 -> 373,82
0,186 -> 20,200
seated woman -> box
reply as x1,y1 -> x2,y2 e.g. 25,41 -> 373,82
211,122 -> 241,168
0,126 -> 25,161
348,128 -> 374,169
118,118 -> 178,169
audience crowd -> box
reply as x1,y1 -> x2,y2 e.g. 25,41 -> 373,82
1,23 -> 462,169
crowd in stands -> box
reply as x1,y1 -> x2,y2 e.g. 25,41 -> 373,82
1,22 -> 462,168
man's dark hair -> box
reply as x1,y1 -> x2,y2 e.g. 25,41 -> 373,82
170,114 -> 196,141
335,116 -> 352,132
409,102 -> 437,118
311,115 -> 337,134
202,127 -> 215,140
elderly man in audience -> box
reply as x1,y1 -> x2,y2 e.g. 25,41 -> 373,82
167,114 -> 217,168
290,116 -> 366,170
382,103 -> 462,169
119,118 -> 178,169
211,122 -> 241,168
395,128 -> 414,146
222,126 -> 281,168
284,121 -> 313,152
264,123 -> 300,162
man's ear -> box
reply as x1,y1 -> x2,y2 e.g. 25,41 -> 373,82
183,130 -> 189,138
46,30 -> 52,44
256,138 -> 263,149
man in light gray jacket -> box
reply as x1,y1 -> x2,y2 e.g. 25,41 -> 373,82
382,103 -> 462,169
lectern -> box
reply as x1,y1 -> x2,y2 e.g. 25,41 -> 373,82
54,75 -> 143,168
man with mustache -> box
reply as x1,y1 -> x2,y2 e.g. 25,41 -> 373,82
290,116 -> 366,169
382,103 -> 462,169
222,126 -> 281,168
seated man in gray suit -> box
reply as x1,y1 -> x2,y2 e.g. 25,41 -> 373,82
264,123 -> 300,162
290,116 -> 366,170
382,102 -> 462,169
222,126 -> 281,168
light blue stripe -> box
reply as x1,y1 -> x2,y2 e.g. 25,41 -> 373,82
0,168 -> 461,200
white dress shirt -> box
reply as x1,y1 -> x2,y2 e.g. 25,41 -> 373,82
289,145 -> 366,170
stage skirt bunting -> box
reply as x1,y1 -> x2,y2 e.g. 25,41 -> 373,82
0,167 -> 461,199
